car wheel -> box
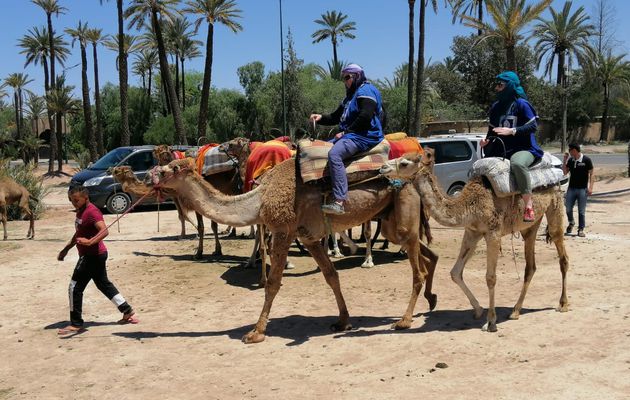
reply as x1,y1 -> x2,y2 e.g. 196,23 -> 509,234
447,183 -> 465,197
106,192 -> 131,214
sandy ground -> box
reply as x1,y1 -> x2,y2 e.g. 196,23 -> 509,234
1,162 -> 629,400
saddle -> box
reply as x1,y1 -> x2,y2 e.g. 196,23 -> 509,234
471,152 -> 563,197
297,139 -> 391,184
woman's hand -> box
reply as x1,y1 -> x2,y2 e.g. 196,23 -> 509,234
480,138 -> 489,147
309,114 -> 322,123
493,127 -> 516,136
334,132 -> 345,140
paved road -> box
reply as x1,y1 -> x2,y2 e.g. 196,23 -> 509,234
552,153 -> 627,167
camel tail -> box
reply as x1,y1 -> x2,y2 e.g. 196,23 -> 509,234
420,202 -> 433,245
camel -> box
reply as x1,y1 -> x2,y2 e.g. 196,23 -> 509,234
379,149 -> 569,332
151,156 -> 438,343
0,176 -> 37,240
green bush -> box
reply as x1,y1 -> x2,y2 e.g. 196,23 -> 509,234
0,160 -> 49,220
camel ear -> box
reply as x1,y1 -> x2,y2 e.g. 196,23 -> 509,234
422,148 -> 434,165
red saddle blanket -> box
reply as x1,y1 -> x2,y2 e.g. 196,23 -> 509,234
244,140 -> 293,192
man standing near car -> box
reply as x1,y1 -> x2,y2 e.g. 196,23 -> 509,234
563,143 -> 594,237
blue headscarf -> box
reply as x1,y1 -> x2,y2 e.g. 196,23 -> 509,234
342,63 -> 367,99
496,71 -> 527,102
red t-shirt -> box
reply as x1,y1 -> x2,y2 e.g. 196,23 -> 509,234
75,203 -> 107,256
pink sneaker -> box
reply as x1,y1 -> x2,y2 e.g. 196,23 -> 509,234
523,207 -> 535,222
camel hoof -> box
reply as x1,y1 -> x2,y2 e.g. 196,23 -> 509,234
193,253 -> 203,261
330,321 -> 352,332
556,305 -> 569,313
509,311 -> 520,320
482,322 -> 497,332
361,261 -> 374,269
425,294 -> 438,311
242,330 -> 266,344
392,319 -> 412,330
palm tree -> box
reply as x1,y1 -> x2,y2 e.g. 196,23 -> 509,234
184,0 -> 243,140
448,0 -> 485,35
311,10 -> 356,67
531,1 -> 594,86
132,48 -> 159,95
99,0 -> 131,147
165,17 -> 195,106
585,50 -> 630,142
126,0 -> 187,145
313,59 -> 346,81
18,135 -> 48,165
3,73 -> 34,143
32,0 -> 67,172
412,0 -> 438,136
179,36 -> 202,109
86,28 -> 108,156
462,0 -> 552,71
406,1 -> 415,132
46,76 -> 81,156
65,21 -> 97,162
25,93 -> 46,141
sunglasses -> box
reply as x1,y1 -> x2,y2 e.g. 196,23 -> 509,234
495,81 -> 506,87
343,75 -> 353,81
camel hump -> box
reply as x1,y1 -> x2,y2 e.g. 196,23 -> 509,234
297,139 -> 390,184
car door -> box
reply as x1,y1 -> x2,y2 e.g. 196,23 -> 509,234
423,140 -> 475,195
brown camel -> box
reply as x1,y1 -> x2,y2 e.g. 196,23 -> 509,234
379,149 -> 569,332
0,176 -> 37,240
152,156 -> 438,343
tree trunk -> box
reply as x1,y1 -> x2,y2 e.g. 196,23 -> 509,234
13,93 -> 20,141
181,58 -> 186,110
600,83 -> 610,142
175,54 -> 180,105
413,0 -> 426,137
153,11 -> 186,144
197,23 -> 214,140
118,0 -> 130,147
56,112 -> 63,171
477,0 -> 484,36
332,37 -> 338,67
556,50 -> 565,86
148,67 -> 152,98
406,0 -> 415,133
46,13 -> 56,173
93,43 -> 104,156
506,44 -> 516,71
80,44 -> 97,162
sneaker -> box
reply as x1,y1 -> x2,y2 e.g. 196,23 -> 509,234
577,229 -> 585,238
523,207 -> 535,222
322,201 -> 345,215
565,223 -> 574,235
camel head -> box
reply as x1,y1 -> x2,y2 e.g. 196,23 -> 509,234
219,137 -> 249,159
153,144 -> 173,166
149,158 -> 196,188
111,166 -> 137,184
379,148 -> 435,179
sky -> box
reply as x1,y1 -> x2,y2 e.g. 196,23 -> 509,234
1,0 -> 629,98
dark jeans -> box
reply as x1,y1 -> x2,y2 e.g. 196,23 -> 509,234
68,252 -> 132,327
327,138 -> 365,202
565,187 -> 588,230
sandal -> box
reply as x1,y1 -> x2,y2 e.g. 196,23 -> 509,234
118,312 -> 139,325
57,325 -> 86,335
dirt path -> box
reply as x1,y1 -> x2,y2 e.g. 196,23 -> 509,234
0,167 -> 629,399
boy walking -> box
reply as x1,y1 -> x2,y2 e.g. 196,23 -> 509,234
57,186 -> 138,335
562,143 -> 594,237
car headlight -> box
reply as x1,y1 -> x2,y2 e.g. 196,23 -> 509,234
83,176 -> 105,187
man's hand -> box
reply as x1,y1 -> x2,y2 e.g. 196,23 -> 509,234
480,138 -> 489,148
493,127 -> 516,136
309,114 -> 322,123
587,188 -> 593,196
76,237 -> 90,246
57,249 -> 68,261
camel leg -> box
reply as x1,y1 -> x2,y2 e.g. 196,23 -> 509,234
450,229 -> 484,319
246,225 -> 256,239
258,225 -> 268,287
194,212 -> 204,260
482,235 -> 501,332
25,206 -> 34,240
328,233 -> 343,258
546,201 -> 570,313
304,240 -> 352,332
173,199 -> 187,239
245,228 -> 260,269
210,220 -> 222,256
242,232 -> 294,344
1,203 -> 7,240
338,231 -> 358,255
372,219 -> 382,249
361,222 -> 374,268
510,223 -> 541,320
420,242 -> 439,311
392,239 -> 424,330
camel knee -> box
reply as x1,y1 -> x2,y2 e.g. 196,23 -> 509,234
485,275 -> 496,287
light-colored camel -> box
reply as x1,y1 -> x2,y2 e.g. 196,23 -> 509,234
379,149 -> 569,332
152,157 -> 438,343
0,176 -> 37,240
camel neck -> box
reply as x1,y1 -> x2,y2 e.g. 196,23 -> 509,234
414,171 -> 464,227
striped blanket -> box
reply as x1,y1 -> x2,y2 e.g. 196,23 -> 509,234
298,139 -> 391,184
196,143 -> 238,176
244,139 -> 293,192
471,152 -> 563,197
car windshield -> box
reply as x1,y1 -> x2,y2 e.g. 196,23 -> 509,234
89,148 -> 134,170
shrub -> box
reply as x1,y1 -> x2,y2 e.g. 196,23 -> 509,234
0,160 -> 49,220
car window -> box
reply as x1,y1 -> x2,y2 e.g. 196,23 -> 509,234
423,141 -> 472,164
90,148 -> 133,170
124,151 -> 157,172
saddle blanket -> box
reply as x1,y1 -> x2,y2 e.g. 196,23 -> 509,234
471,152 -> 563,197
385,133 -> 424,159
198,143 -> 237,176
298,139 -> 391,184
244,139 -> 293,192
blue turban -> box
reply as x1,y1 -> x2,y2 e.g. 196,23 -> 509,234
496,71 -> 527,102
